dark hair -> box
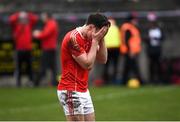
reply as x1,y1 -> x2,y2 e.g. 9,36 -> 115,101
126,12 -> 138,22
46,12 -> 52,18
86,13 -> 110,29
41,12 -> 52,18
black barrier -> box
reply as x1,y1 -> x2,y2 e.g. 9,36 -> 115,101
0,40 -> 41,75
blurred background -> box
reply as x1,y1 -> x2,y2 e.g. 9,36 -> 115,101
0,0 -> 180,121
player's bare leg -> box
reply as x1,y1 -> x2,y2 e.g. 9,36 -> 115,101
66,114 -> 84,121
84,112 -> 95,121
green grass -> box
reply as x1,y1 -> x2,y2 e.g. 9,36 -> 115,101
0,85 -> 180,121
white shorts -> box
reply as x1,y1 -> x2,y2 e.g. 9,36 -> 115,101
57,89 -> 94,115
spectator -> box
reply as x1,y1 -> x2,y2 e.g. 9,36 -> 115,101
146,13 -> 164,84
120,14 -> 142,85
33,12 -> 59,86
103,18 -> 121,84
9,11 -> 38,87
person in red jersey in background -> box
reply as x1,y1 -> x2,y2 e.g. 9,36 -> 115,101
33,12 -> 59,86
9,11 -> 38,87
57,13 -> 110,121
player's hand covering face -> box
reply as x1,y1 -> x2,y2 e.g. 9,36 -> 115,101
92,26 -> 109,42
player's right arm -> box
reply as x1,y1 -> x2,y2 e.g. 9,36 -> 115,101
71,27 -> 108,70
72,39 -> 99,70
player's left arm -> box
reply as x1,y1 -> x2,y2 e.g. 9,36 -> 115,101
29,12 -> 39,26
96,38 -> 108,64
33,23 -> 54,39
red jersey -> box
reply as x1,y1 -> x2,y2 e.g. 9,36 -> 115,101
58,28 -> 92,92
9,12 -> 38,50
36,19 -> 58,50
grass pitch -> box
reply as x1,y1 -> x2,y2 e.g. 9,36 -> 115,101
0,85 -> 180,121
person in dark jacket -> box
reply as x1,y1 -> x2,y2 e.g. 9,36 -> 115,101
146,13 -> 164,84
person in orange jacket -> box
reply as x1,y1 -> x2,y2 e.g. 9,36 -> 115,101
120,14 -> 143,85
33,12 -> 59,86
9,11 -> 38,87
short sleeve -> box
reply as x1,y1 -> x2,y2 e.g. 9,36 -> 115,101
68,35 -> 85,57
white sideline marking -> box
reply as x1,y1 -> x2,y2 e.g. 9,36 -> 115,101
93,86 -> 175,101
0,87 -> 176,114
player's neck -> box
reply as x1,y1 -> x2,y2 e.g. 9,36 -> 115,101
78,25 -> 88,39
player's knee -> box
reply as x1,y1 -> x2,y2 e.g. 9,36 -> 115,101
66,115 -> 84,121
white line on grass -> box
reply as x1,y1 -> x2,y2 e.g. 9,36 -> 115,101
93,86 -> 175,101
